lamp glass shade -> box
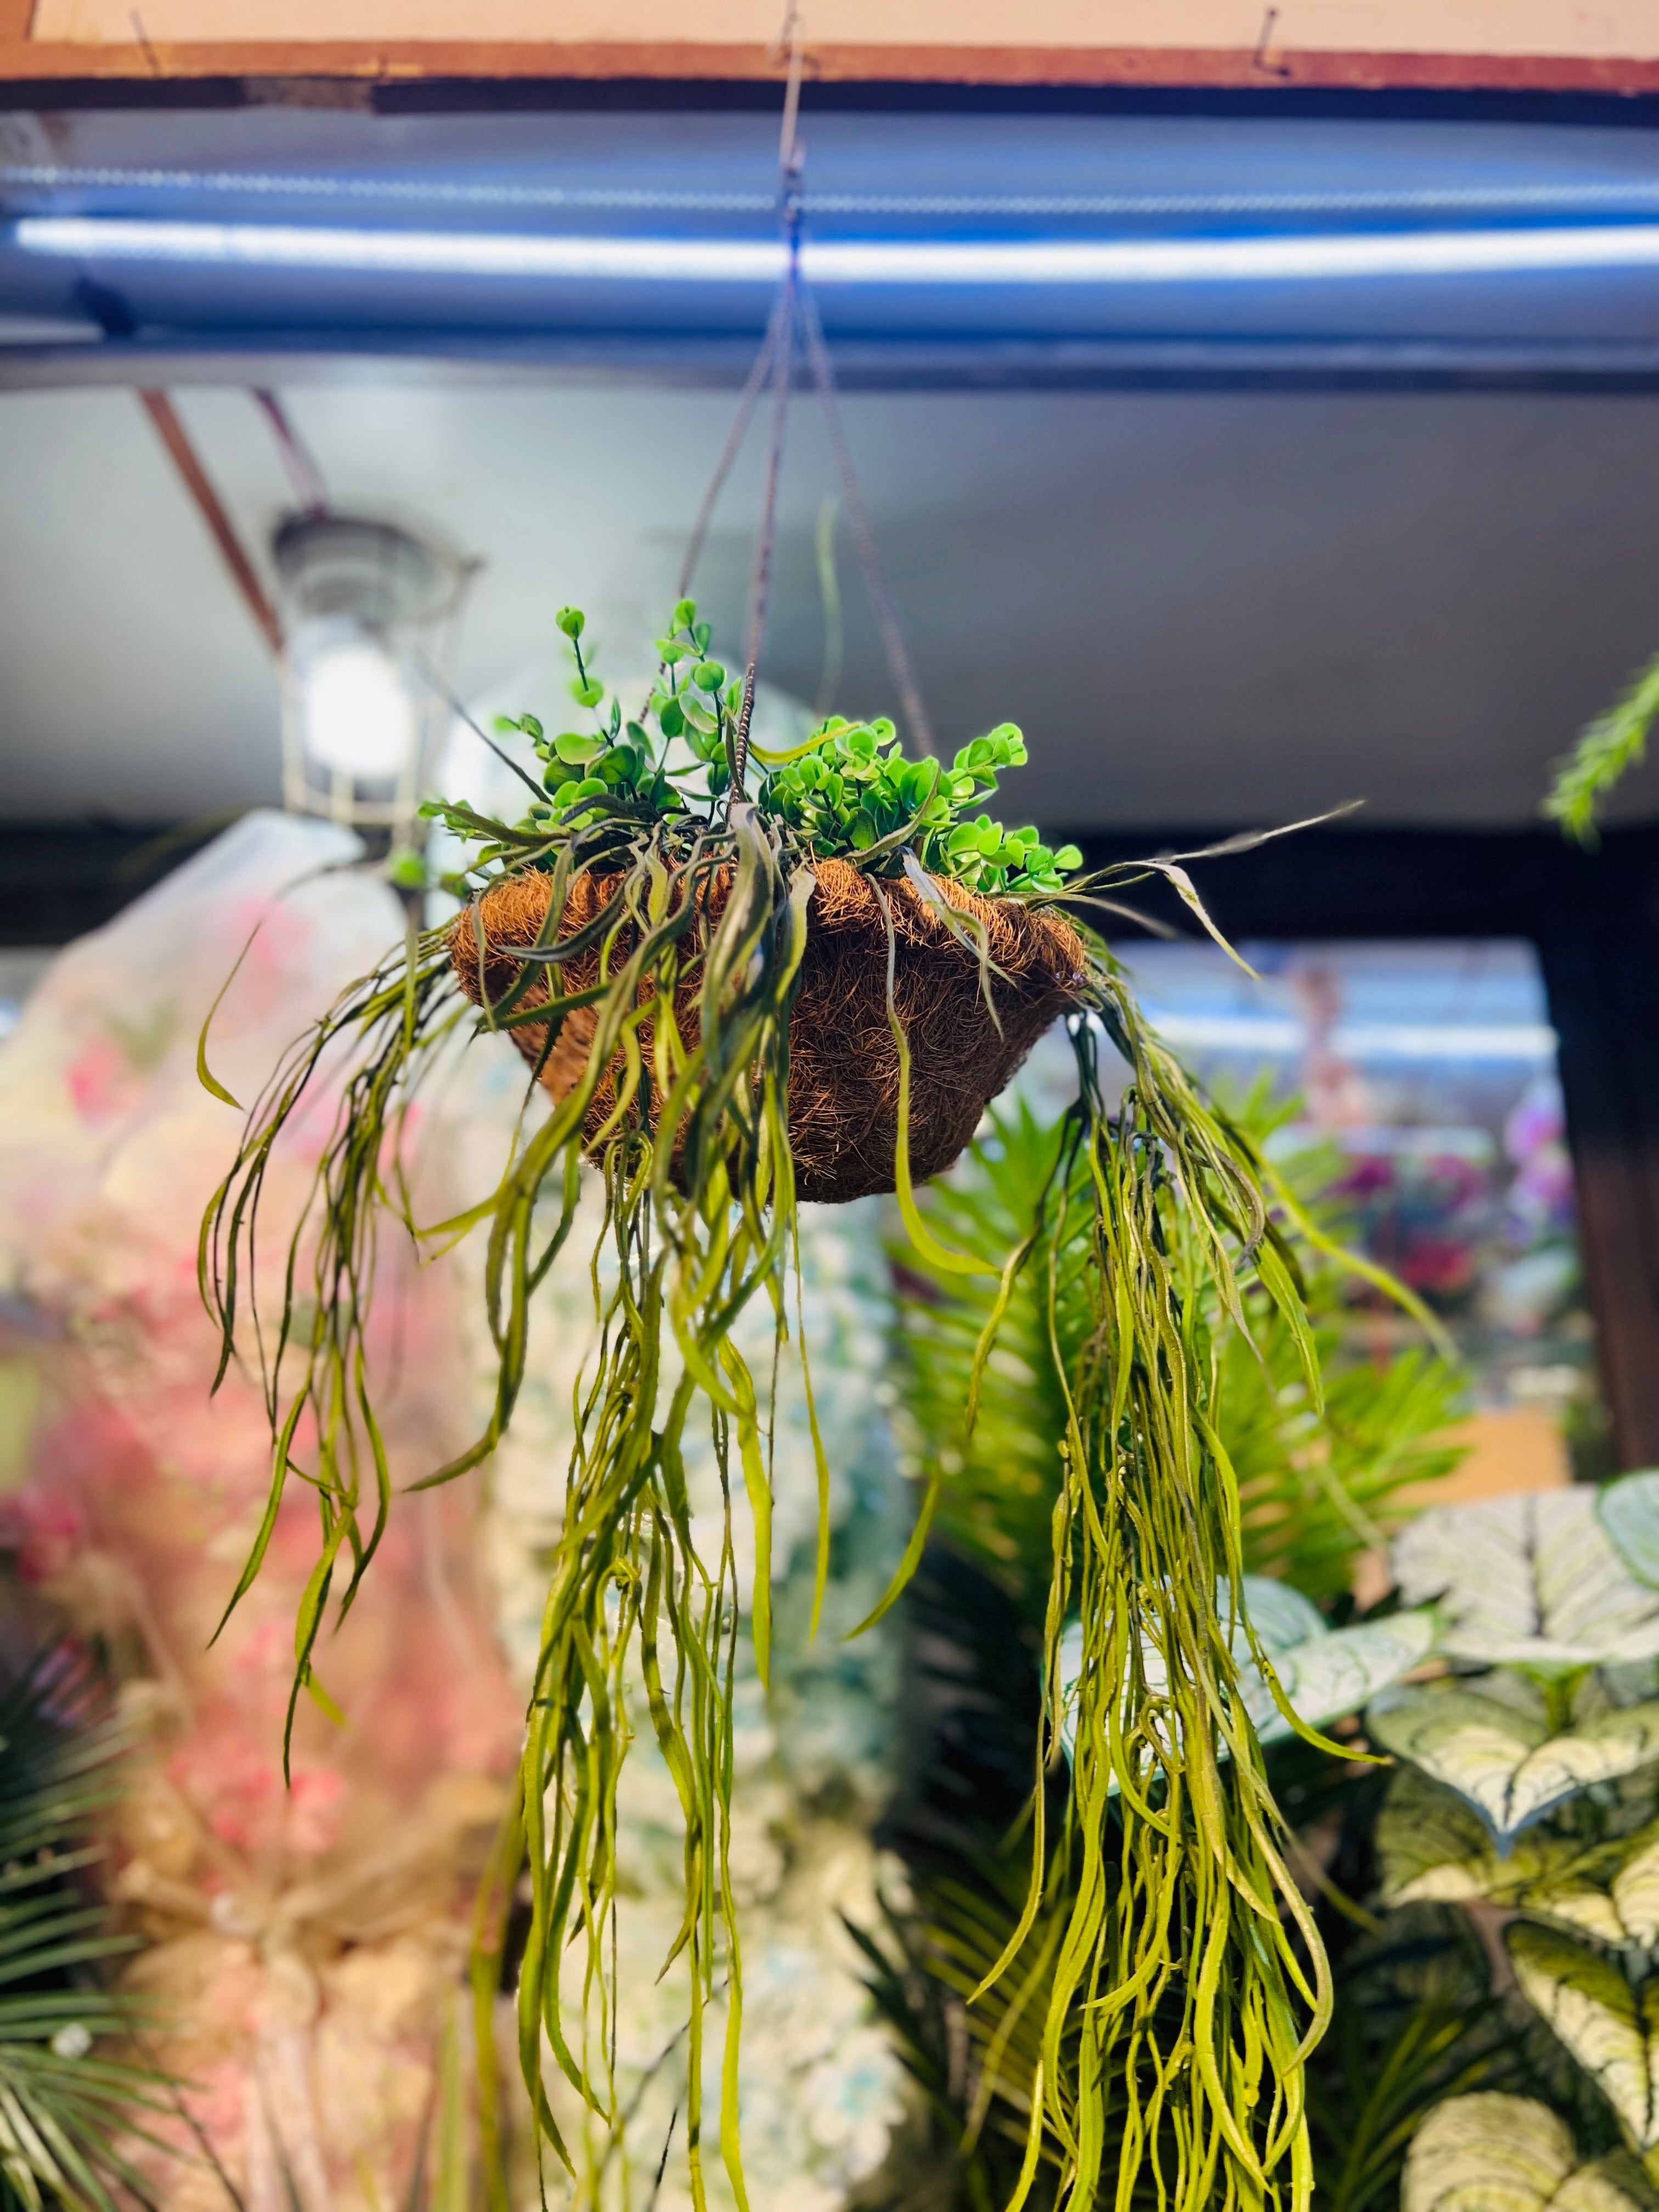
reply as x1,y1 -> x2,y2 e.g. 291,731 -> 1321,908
274,513 -> 471,834
295,627 -> 418,783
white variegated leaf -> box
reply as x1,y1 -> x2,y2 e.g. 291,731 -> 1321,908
1371,1689 -> 1659,1847
1056,1580 -> 1432,1764
1380,1767 -> 1659,1954
1402,2092 -> 1646,2212
1509,1922 -> 1659,2152
1612,1841 -> 1659,1953
1379,1767 -> 1528,1907
1252,1610 -> 1437,1746
1547,1891 -> 1638,1949
1548,1840 -> 1659,1955
1235,1573 -> 1325,1656
1392,1491 -> 1659,1669
1602,1472 -> 1659,1594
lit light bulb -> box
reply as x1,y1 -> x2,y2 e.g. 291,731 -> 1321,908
298,638 -> 416,782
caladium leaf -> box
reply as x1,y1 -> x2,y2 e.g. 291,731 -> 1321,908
1379,1766 -> 1659,1950
1392,1491 -> 1659,1671
1547,1840 -> 1659,1954
1379,1765 -> 1554,1907
1602,1473 -> 1659,1594
1509,1922 -> 1659,2154
1234,1575 -> 1327,1656
1402,2092 -> 1648,2212
1056,1575 -> 1433,1762
1369,1686 -> 1659,1848
1248,1608 -> 1437,1745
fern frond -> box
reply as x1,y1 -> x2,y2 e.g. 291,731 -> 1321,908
1544,650 -> 1659,846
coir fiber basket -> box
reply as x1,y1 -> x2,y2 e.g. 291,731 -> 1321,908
449,858 -> 1087,1203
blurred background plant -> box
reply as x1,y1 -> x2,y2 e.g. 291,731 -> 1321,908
0,1650 -> 167,2212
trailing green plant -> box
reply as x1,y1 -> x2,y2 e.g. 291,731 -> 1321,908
852,1541 -> 1452,2212
1544,650 -> 1659,845
871,1101 -> 1485,2209
0,1654 -> 168,2212
894,1092 -> 1463,1617
868,1328 -> 1659,2206
204,597 -> 1384,2211
867,1816 -> 1484,2212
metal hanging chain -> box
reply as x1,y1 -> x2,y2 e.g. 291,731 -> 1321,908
792,280 -> 935,759
673,290 -> 787,607
738,245 -> 798,738
252,389 -> 329,518
726,249 -> 794,817
724,5 -> 802,815
678,5 -> 805,616
695,0 -> 935,804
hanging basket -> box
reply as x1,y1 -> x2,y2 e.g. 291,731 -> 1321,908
448,857 -> 1087,1203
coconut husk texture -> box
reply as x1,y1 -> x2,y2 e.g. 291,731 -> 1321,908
448,857 -> 1087,1204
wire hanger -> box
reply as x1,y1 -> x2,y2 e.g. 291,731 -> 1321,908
682,2 -> 935,811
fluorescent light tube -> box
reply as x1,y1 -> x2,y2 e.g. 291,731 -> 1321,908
1147,1008 -> 1558,1060
12,219 -> 787,283
16,215 -> 1659,285
806,228 -> 1659,283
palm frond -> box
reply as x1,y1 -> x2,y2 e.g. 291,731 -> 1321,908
0,1654 -> 169,2212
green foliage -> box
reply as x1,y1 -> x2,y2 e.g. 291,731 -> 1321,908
1306,1911 -> 1535,2212
1373,1489 -> 1659,2187
0,1658 -> 167,2212
893,1094 -> 1465,1618
1544,649 -> 1659,846
864,1842 -> 1528,2212
851,1854 -> 1081,2212
427,602 -> 1081,898
759,717 -> 1081,896
855,1562 -> 1508,2212
889,1103 -> 1087,1609
874,1097 -> 1475,2210
205,600 -> 1385,2212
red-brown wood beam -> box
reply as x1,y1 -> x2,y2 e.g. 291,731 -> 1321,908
138,390 -> 282,656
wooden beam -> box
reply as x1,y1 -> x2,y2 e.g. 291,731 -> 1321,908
6,40 -> 1659,92
137,390 -> 283,655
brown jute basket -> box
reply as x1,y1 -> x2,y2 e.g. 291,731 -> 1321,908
449,859 -> 1087,1204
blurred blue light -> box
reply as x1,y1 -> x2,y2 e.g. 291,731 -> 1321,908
18,215 -> 1659,285
12,219 -> 786,283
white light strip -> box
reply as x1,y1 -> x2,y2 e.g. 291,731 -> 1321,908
808,227 -> 1659,284
12,218 -> 787,284
16,215 -> 1659,286
1147,1008 -> 1558,1060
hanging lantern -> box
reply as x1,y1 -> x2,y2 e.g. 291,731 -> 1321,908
273,514 -> 472,839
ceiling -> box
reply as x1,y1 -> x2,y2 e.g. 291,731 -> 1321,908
7,375 -> 1659,831
5,93 -> 1659,834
